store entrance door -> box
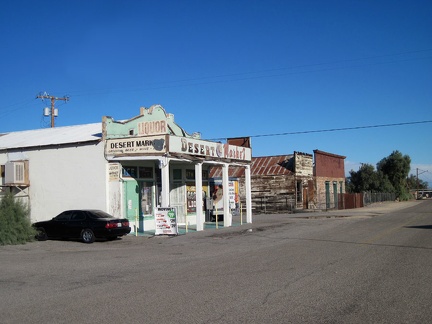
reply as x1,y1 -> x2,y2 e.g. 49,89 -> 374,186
123,181 -> 140,232
170,182 -> 186,224
139,182 -> 155,216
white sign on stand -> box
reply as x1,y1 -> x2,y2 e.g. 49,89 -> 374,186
155,207 -> 178,235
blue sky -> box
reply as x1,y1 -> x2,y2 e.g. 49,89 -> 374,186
1,0 -> 431,185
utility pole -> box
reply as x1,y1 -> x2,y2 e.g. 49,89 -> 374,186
36,93 -> 69,127
417,168 -> 419,190
416,168 -> 428,193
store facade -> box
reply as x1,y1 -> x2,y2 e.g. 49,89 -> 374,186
103,105 -> 252,233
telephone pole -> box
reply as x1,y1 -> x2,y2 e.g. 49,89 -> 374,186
417,168 -> 428,190
36,93 -> 69,127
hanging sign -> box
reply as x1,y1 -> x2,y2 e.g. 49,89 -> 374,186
155,207 -> 178,235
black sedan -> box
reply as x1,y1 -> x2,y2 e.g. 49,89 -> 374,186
33,210 -> 131,243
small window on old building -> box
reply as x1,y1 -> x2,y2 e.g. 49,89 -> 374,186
296,181 -> 302,202
1,165 -> 4,178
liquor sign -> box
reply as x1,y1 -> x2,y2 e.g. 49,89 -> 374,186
137,120 -> 167,136
155,207 -> 178,235
108,163 -> 120,181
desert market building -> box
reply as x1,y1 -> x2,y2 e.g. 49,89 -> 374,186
0,105 -> 253,233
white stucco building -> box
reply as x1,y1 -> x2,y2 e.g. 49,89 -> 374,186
0,123 -> 107,222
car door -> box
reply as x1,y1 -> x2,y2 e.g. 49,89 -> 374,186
68,211 -> 87,238
51,211 -> 73,237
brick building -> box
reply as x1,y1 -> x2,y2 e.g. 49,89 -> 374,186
313,149 -> 346,209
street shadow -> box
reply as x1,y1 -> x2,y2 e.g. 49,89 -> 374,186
405,225 -> 432,230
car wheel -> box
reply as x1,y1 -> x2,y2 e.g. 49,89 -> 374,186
81,229 -> 95,244
35,227 -> 47,241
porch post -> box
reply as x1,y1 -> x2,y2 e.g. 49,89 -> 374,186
223,163 -> 232,227
195,162 -> 204,231
160,157 -> 170,207
245,164 -> 252,223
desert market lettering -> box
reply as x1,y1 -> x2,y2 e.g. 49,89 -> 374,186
110,139 -> 155,149
106,135 -> 251,161
106,136 -> 166,155
179,137 -> 250,161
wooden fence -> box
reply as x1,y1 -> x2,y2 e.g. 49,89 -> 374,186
246,192 -> 396,214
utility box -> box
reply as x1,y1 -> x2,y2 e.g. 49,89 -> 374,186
5,161 -> 29,186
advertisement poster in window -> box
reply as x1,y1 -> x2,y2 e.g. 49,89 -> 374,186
155,207 -> 178,235
186,184 -> 196,213
186,184 -> 208,214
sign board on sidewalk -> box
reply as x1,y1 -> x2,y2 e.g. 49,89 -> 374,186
155,207 -> 178,235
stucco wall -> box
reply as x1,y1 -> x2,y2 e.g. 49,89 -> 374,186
1,142 -> 108,222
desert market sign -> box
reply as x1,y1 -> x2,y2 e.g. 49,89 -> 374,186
169,136 -> 251,162
105,136 -> 167,156
105,134 -> 251,162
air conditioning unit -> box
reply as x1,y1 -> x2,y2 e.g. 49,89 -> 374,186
5,161 -> 29,186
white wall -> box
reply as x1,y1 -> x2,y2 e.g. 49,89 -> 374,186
1,142 -> 108,222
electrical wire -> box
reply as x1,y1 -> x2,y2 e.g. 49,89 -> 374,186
208,120 -> 432,141
0,49 -> 430,108
57,49 -> 432,97
0,99 -> 35,118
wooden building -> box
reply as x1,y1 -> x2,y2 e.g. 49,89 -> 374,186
209,152 -> 314,213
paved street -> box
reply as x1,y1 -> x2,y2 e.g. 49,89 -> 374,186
1,200 -> 431,323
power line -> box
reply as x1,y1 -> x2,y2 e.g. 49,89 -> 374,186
208,120 -> 432,141
53,48 -> 432,98
0,49 -> 430,112
0,99 -> 35,118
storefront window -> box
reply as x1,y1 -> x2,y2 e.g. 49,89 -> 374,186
123,166 -> 137,178
202,169 -> 208,180
186,169 -> 195,180
138,167 -> 153,179
186,184 -> 196,213
173,169 -> 182,180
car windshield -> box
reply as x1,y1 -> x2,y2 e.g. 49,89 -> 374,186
88,211 -> 115,219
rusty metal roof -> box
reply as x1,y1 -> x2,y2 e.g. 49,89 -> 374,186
209,155 -> 294,178
251,155 -> 293,175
